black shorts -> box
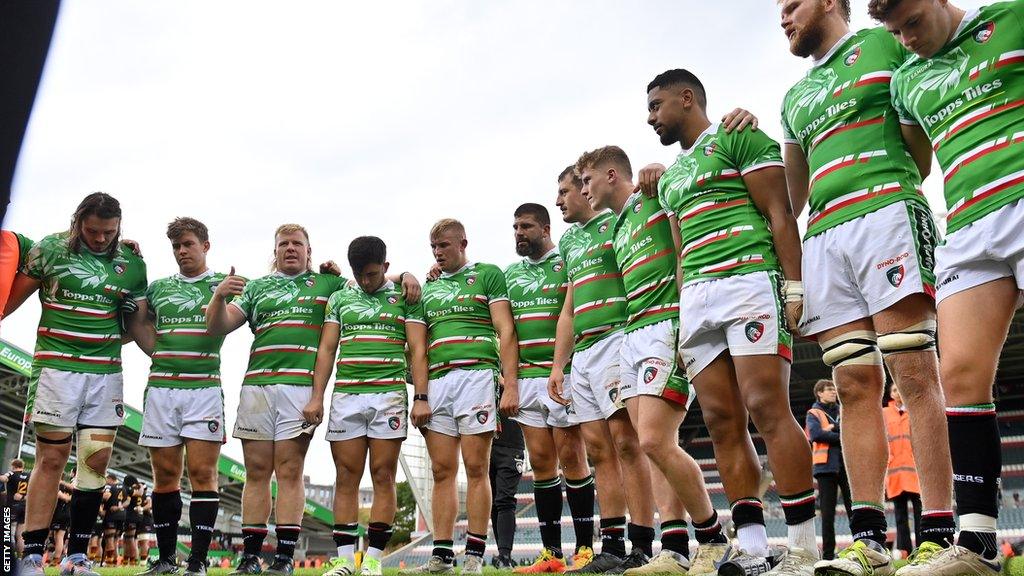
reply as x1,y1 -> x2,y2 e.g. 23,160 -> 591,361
141,514 -> 154,534
125,512 -> 144,532
12,504 -> 26,524
103,513 -> 126,533
92,520 -> 104,537
50,508 -> 70,531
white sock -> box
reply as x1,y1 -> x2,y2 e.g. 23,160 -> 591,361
737,524 -> 770,557
787,518 -> 819,557
337,544 -> 355,559
366,547 -> 384,559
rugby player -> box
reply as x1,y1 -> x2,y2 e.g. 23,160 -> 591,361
207,224 -> 419,575
576,146 -> 729,575
548,168 -> 659,574
138,217 -> 231,576
4,192 -> 150,576
306,236 -> 427,576
100,473 -> 128,567
1,458 -> 31,554
400,218 -> 518,575
51,475 -> 74,566
644,69 -> 818,575
504,203 -> 595,573
869,0 -> 1024,573
776,1 -> 955,574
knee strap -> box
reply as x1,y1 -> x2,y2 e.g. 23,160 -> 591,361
878,320 -> 937,355
820,330 -> 882,368
75,427 -> 117,490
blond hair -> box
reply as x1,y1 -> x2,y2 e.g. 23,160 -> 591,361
429,218 -> 466,240
272,223 -> 312,272
575,146 -> 633,180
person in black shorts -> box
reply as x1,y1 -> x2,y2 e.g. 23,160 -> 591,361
50,475 -> 73,565
489,414 -> 525,568
101,473 -> 128,565
137,485 -> 155,563
122,475 -> 145,565
1,458 -> 31,554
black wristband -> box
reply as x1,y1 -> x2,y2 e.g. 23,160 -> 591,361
413,393 -> 428,402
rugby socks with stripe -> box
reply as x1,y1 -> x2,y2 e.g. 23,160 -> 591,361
68,488 -> 106,556
920,510 -> 955,547
22,528 -> 48,559
188,491 -> 220,564
780,489 -> 818,555
659,519 -> 689,558
242,523 -> 269,557
948,404 -> 1000,559
465,532 -> 487,558
333,523 -> 359,559
535,476 -> 564,555
850,502 -> 888,546
627,522 -> 655,558
732,498 -> 768,557
275,524 -> 302,560
565,475 -> 595,552
600,517 -> 627,558
366,522 -> 393,559
692,510 -> 727,544
432,539 -> 455,563
153,490 -> 184,561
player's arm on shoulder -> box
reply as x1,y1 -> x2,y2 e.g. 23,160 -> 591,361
206,266 -> 247,336
126,299 -> 155,356
783,143 -> 811,217
387,271 -> 421,304
900,123 -> 933,180
2,272 -> 40,317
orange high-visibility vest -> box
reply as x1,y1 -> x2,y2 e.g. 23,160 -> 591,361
883,400 -> 921,499
0,230 -> 22,319
806,407 -> 833,465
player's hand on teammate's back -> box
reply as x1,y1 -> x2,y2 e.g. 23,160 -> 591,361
722,107 -> 759,133
547,371 -> 570,406
319,260 -> 341,276
401,273 -> 422,303
302,395 -> 324,426
635,163 -> 666,198
410,398 -> 431,428
121,238 -> 143,256
214,267 -> 246,299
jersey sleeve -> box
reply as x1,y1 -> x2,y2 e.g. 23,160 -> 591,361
484,265 -> 510,304
129,258 -> 148,302
727,128 -> 786,175
324,290 -> 344,325
23,238 -> 49,279
231,280 -> 256,319
780,97 -> 799,146
325,274 -> 346,293
889,70 -> 919,125
15,233 -> 33,265
406,298 -> 426,325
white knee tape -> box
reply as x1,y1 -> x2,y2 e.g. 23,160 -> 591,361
877,320 -> 937,355
820,330 -> 882,368
75,427 -> 117,490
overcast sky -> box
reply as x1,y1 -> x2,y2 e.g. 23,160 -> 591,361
2,0 -> 987,485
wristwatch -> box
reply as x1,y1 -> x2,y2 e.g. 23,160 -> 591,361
413,393 -> 428,402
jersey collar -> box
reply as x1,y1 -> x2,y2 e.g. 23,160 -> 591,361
681,122 -> 720,155
175,269 -> 214,283
951,8 -> 981,42
441,262 -> 473,278
273,270 -> 309,280
812,31 -> 855,67
526,247 -> 559,265
369,279 -> 395,294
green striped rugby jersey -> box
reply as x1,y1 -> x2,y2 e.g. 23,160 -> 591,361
613,191 -> 680,332
324,280 -> 425,393
782,27 -> 930,238
504,248 -> 569,379
231,271 -> 345,386
891,1 -> 1024,235
24,232 -> 147,374
422,262 -> 509,379
558,211 -> 628,352
657,122 -> 784,285
146,271 -> 231,388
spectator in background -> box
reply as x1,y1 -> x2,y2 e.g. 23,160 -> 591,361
490,412 -> 525,568
884,383 -> 922,560
2,458 -> 32,554
806,379 -> 851,560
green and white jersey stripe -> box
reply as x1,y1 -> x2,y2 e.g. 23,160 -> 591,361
24,232 -> 148,374
422,262 -> 509,379
558,212 -> 628,352
146,271 -> 230,389
782,27 -> 927,238
891,1 -> 1024,234
325,280 -> 424,393
613,192 -> 680,332
657,123 -> 783,285
504,249 -> 569,379
231,271 -> 345,386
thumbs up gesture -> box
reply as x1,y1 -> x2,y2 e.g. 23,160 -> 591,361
214,266 -> 246,300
